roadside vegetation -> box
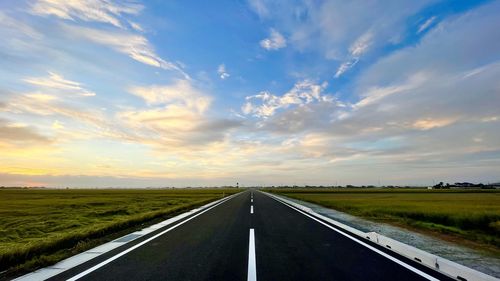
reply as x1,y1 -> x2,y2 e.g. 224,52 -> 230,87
0,188 -> 240,277
266,188 -> 500,254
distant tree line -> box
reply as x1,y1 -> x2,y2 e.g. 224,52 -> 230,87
432,182 -> 498,189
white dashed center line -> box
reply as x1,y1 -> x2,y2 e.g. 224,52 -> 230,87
247,229 -> 257,281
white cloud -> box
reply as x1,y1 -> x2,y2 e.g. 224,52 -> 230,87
334,59 -> 359,78
122,80 -> 241,148
24,72 -> 96,97
62,25 -> 189,78
217,64 -> 230,79
417,16 -> 436,34
260,29 -> 287,50
128,80 -> 211,113
242,80 -> 330,118
334,31 -> 373,77
119,106 -> 240,149
349,32 -> 373,57
30,0 -> 142,29
241,102 -> 254,115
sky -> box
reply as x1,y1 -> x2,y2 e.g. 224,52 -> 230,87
0,0 -> 499,187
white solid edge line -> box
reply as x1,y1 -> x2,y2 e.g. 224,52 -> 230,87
263,192 -> 439,281
66,192 -> 242,281
250,205 -> 254,214
247,229 -> 257,281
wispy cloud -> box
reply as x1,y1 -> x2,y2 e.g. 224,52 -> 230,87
3,77 -> 237,156
334,59 -> 359,78
349,32 -> 373,57
417,16 -> 437,34
26,0 -> 189,78
62,25 -> 189,78
248,0 -> 269,18
30,0 -> 143,29
0,11 -> 42,39
353,72 -> 427,109
24,72 -> 96,97
260,28 -> 287,50
334,32 -> 373,77
3,90 -> 136,144
412,117 -> 456,130
128,21 -> 143,32
217,64 -> 230,79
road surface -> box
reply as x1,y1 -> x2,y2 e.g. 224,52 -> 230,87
46,190 -> 454,281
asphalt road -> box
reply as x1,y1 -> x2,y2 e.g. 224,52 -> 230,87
47,190 -> 455,281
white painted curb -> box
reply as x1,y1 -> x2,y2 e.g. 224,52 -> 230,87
266,192 -> 499,281
14,192 -> 241,281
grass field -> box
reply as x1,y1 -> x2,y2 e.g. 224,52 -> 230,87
0,188 -> 240,275
267,188 -> 500,253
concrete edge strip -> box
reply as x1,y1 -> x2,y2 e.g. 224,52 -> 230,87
264,191 -> 499,281
15,191 -> 243,281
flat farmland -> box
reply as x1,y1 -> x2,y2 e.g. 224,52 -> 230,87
267,188 -> 500,253
0,188 -> 240,274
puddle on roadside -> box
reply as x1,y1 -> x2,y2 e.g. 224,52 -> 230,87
281,195 -> 500,278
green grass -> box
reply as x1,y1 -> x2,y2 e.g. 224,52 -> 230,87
0,188 -> 240,275
266,188 -> 500,251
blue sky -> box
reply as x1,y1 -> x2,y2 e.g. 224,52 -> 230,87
0,0 -> 499,187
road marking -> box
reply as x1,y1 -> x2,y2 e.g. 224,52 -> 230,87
264,192 -> 439,281
247,229 -> 257,281
251,198 -> 253,203
250,205 -> 254,214
66,193 -> 240,281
